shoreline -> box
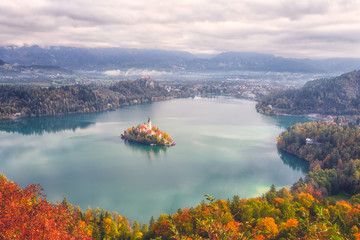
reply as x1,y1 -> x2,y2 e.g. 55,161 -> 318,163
258,110 -> 336,122
1,95 -> 176,121
2,95 -> 254,121
121,137 -> 176,147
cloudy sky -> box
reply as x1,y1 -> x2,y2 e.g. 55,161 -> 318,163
1,0 -> 359,58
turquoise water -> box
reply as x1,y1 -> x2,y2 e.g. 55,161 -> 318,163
0,97 -> 310,223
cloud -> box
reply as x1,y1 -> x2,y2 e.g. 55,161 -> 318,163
103,69 -> 171,77
0,0 -> 360,58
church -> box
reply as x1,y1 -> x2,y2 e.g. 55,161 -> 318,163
139,117 -> 153,134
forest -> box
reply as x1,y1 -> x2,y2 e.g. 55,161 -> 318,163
0,79 -> 172,120
3,171 -> 360,239
278,121 -> 360,197
256,70 -> 360,115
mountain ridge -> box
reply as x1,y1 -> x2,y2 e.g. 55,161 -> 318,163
1,46 -> 360,73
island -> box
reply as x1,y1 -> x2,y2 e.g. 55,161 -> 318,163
121,118 -> 175,146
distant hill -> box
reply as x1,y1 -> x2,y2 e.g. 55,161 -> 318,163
256,70 -> 360,115
109,78 -> 170,103
186,52 -> 323,72
15,64 -> 72,73
0,59 -> 5,65
0,78 -> 171,120
1,46 -> 360,73
0,61 -> 74,84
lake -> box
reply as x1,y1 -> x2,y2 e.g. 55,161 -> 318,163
0,97 -> 310,223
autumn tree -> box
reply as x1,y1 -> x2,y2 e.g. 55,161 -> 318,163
0,175 -> 91,239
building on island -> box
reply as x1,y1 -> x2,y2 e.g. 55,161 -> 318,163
147,117 -> 151,130
121,117 -> 175,146
139,117 -> 153,134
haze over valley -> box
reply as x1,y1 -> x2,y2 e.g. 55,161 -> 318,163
1,46 -> 360,85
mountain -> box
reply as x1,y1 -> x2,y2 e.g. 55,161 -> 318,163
0,60 -> 74,84
14,65 -> 72,73
256,70 -> 360,115
0,64 -> 71,74
0,46 -> 195,71
308,58 -> 360,73
0,59 -> 6,65
1,46 -> 360,73
186,52 -> 323,72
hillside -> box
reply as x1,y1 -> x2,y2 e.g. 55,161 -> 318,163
277,121 -> 360,196
256,70 -> 360,115
108,78 -> 170,104
0,79 -> 172,120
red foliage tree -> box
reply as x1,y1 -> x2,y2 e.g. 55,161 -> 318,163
0,175 -> 92,239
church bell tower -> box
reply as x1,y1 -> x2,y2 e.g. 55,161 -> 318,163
147,117 -> 152,130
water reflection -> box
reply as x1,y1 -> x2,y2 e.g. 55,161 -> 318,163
124,141 -> 168,162
0,115 -> 95,135
278,150 -> 309,174
263,114 -> 313,130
